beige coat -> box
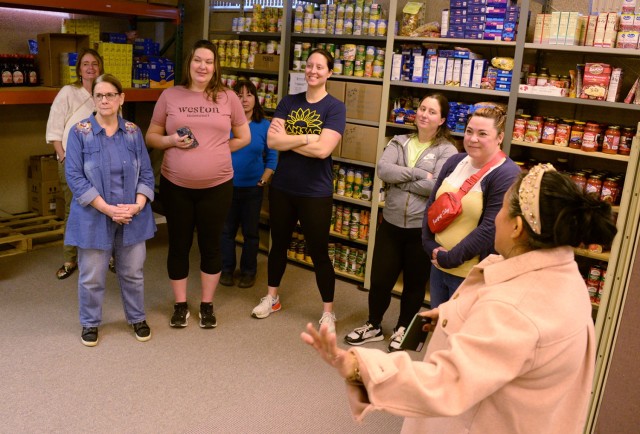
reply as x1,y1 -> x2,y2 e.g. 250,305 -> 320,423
348,246 -> 594,434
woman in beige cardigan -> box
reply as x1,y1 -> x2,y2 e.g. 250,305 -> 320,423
302,164 -> 617,434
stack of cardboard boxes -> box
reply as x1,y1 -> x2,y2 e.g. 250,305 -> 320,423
27,155 -> 61,217
327,81 -> 382,164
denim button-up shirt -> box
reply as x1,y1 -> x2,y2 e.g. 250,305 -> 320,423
65,114 -> 156,250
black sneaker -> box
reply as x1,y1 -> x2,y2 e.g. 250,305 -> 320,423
344,322 -> 384,346
132,320 -> 151,342
219,271 -> 234,287
170,302 -> 190,328
199,302 -> 217,328
81,327 -> 99,347
237,274 -> 256,288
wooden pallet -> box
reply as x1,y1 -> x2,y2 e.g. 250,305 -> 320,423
0,213 -> 64,257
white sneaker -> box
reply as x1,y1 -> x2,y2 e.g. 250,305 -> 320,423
388,326 -> 406,352
319,311 -> 337,334
344,322 -> 384,346
251,294 -> 281,319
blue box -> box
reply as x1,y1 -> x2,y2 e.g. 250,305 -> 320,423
465,22 -> 486,31
486,7 -> 506,15
449,24 -> 466,32
468,0 -> 488,4
484,30 -> 503,40
467,14 -> 487,23
448,30 -> 466,38
467,5 -> 487,14
450,16 -> 467,25
487,0 -> 509,5
450,0 -> 468,7
485,21 -> 505,30
439,49 -> 455,57
450,8 -> 468,17
501,31 -> 516,41
453,50 -> 482,59
502,21 -> 517,32
465,31 -> 485,39
495,83 -> 511,91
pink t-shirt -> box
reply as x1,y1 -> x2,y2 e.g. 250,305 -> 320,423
151,86 -> 247,189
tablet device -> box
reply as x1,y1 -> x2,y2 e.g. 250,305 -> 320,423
399,314 -> 432,352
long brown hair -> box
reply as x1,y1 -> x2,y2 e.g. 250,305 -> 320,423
74,48 -> 104,87
414,92 -> 453,143
181,40 -> 227,103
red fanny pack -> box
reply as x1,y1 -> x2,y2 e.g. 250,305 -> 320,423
427,151 -> 505,234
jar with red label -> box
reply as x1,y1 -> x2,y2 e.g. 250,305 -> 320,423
537,73 -> 549,86
541,117 -> 557,144
602,126 -> 621,154
619,127 -> 634,156
581,123 -> 599,152
524,120 -> 540,143
527,72 -> 537,86
585,174 -> 603,197
600,177 -> 619,204
512,117 -> 526,141
569,121 -> 585,149
554,122 -> 571,146
533,115 -> 544,137
571,171 -> 587,193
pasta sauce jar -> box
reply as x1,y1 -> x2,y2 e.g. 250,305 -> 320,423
571,171 -> 587,192
581,123 -> 600,152
600,177 -> 619,204
619,127 -> 634,156
541,117 -> 557,144
554,122 -> 571,146
569,121 -> 585,149
585,174 -> 603,197
602,126 -> 621,154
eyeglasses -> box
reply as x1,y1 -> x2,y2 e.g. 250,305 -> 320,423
94,93 -> 120,101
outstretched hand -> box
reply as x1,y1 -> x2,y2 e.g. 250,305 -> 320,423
301,323 -> 358,380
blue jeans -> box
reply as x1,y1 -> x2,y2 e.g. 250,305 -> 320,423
429,265 -> 465,308
77,227 -> 147,327
221,186 -> 264,277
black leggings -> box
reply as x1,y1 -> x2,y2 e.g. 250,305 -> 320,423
268,187 -> 335,302
368,219 -> 430,330
160,176 -> 233,280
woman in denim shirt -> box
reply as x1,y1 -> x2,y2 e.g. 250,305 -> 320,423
65,74 -> 156,347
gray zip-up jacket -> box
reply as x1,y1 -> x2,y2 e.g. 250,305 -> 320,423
378,134 -> 458,229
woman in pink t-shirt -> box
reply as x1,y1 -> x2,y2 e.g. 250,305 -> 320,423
146,40 -> 250,329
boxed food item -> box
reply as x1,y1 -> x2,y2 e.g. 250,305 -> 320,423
580,63 -> 611,100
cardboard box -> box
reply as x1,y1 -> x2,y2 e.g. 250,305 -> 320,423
28,154 -> 59,182
345,82 -> 382,123
340,124 -> 378,164
253,54 -> 280,72
326,80 -> 346,102
29,180 -> 60,216
37,33 -> 90,87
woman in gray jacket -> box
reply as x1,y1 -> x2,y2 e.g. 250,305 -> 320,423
345,93 -> 458,352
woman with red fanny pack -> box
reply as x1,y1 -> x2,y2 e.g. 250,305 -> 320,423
422,103 -> 520,308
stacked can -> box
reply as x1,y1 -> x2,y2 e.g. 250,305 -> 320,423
333,243 -> 367,276
333,162 -> 372,202
296,0 -> 386,38
586,264 -> 606,305
331,204 -> 370,241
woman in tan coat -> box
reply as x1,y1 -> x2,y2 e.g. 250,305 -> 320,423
302,164 -> 617,433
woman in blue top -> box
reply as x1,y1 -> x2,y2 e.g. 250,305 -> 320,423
250,49 -> 346,333
220,80 -> 277,288
65,74 -> 156,347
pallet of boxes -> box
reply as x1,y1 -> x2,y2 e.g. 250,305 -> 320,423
0,155 -> 65,257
